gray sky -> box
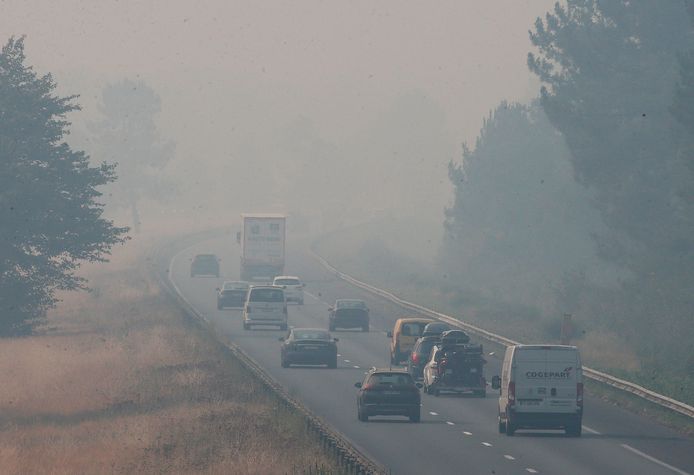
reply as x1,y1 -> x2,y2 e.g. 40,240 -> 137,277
2,1 -> 553,141
2,0 -> 557,225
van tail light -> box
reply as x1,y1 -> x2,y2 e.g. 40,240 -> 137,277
411,353 -> 419,365
577,382 -> 583,408
508,381 -> 516,406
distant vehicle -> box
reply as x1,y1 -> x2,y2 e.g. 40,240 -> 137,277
493,345 -> 583,437
421,322 -> 452,338
279,328 -> 338,368
216,281 -> 249,309
422,331 -> 486,397
239,214 -> 286,281
243,285 -> 287,330
328,299 -> 369,332
387,317 -> 433,365
407,335 -> 440,379
190,254 -> 220,277
272,275 -> 305,305
355,368 -> 422,422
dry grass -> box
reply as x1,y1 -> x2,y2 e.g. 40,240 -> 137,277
0,240 -> 336,475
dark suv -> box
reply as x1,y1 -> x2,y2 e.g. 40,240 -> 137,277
407,335 -> 440,379
355,368 -> 422,422
190,254 -> 220,277
329,299 -> 369,331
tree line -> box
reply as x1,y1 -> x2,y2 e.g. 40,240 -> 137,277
443,0 -> 694,399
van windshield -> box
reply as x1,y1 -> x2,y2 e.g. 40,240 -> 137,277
249,289 -> 284,302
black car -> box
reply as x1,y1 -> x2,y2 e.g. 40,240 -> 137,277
279,328 -> 338,368
329,299 -> 369,332
190,254 -> 220,277
216,281 -> 249,309
407,335 -> 441,379
355,368 -> 422,422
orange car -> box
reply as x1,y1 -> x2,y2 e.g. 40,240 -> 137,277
387,317 -> 433,365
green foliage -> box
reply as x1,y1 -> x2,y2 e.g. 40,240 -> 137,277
443,101 -> 606,306
89,79 -> 175,231
0,37 -> 128,335
528,2 -> 694,379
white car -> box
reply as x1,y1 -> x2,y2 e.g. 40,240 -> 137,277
272,275 -> 305,305
243,285 -> 287,330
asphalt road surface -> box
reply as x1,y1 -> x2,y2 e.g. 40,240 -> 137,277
168,236 -> 694,475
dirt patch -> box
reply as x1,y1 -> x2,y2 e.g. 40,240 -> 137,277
0,239 -> 336,474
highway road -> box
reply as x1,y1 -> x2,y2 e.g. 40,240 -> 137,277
168,236 -> 694,475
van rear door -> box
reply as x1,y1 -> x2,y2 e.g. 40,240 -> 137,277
514,346 -> 579,414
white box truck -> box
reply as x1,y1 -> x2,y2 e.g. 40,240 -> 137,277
492,344 -> 583,436
239,214 -> 286,282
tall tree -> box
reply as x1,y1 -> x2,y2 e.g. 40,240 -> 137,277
443,102 -> 606,305
528,1 -> 694,378
0,37 -> 128,335
90,79 -> 175,232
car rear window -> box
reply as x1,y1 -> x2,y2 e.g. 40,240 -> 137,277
274,278 -> 300,285
249,288 -> 284,302
401,322 -> 427,336
336,300 -> 367,309
367,373 -> 414,386
195,255 -> 216,261
293,330 -> 330,340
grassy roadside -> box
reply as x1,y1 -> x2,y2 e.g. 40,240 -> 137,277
0,238 -> 339,474
313,228 -> 694,436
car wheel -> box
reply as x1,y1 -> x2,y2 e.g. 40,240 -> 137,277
409,409 -> 421,423
498,417 -> 506,434
505,412 -> 516,436
423,384 -> 428,394
358,406 -> 368,422
361,325 -> 369,332
281,359 -> 289,368
298,299 -> 304,305
329,324 -> 335,331
217,303 -> 222,310
280,324 -> 288,331
243,323 -> 250,330
476,390 -> 486,398
328,357 -> 337,369
433,388 -> 440,397
565,421 -> 582,437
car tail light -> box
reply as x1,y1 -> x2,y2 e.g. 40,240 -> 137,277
411,353 -> 419,364
577,382 -> 583,408
508,381 -> 516,406
362,384 -> 374,391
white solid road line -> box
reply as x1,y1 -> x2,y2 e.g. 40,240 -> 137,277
620,444 -> 691,475
582,425 -> 601,434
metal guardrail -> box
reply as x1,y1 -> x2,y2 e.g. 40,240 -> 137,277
156,241 -> 386,475
309,248 -> 694,421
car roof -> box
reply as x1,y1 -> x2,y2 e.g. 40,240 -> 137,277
291,327 -> 330,333
273,275 -> 300,280
194,253 -> 216,258
368,367 -> 409,374
249,285 -> 283,290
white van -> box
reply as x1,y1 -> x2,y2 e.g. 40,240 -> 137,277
492,345 -> 583,436
243,286 -> 288,330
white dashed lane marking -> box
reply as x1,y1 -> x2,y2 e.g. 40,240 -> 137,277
504,455 -> 515,461
429,411 -> 439,416
526,469 -> 539,474
353,365 -> 360,369
462,431 -> 472,436
481,442 -> 492,447
343,359 -> 351,363
446,421 -> 455,426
